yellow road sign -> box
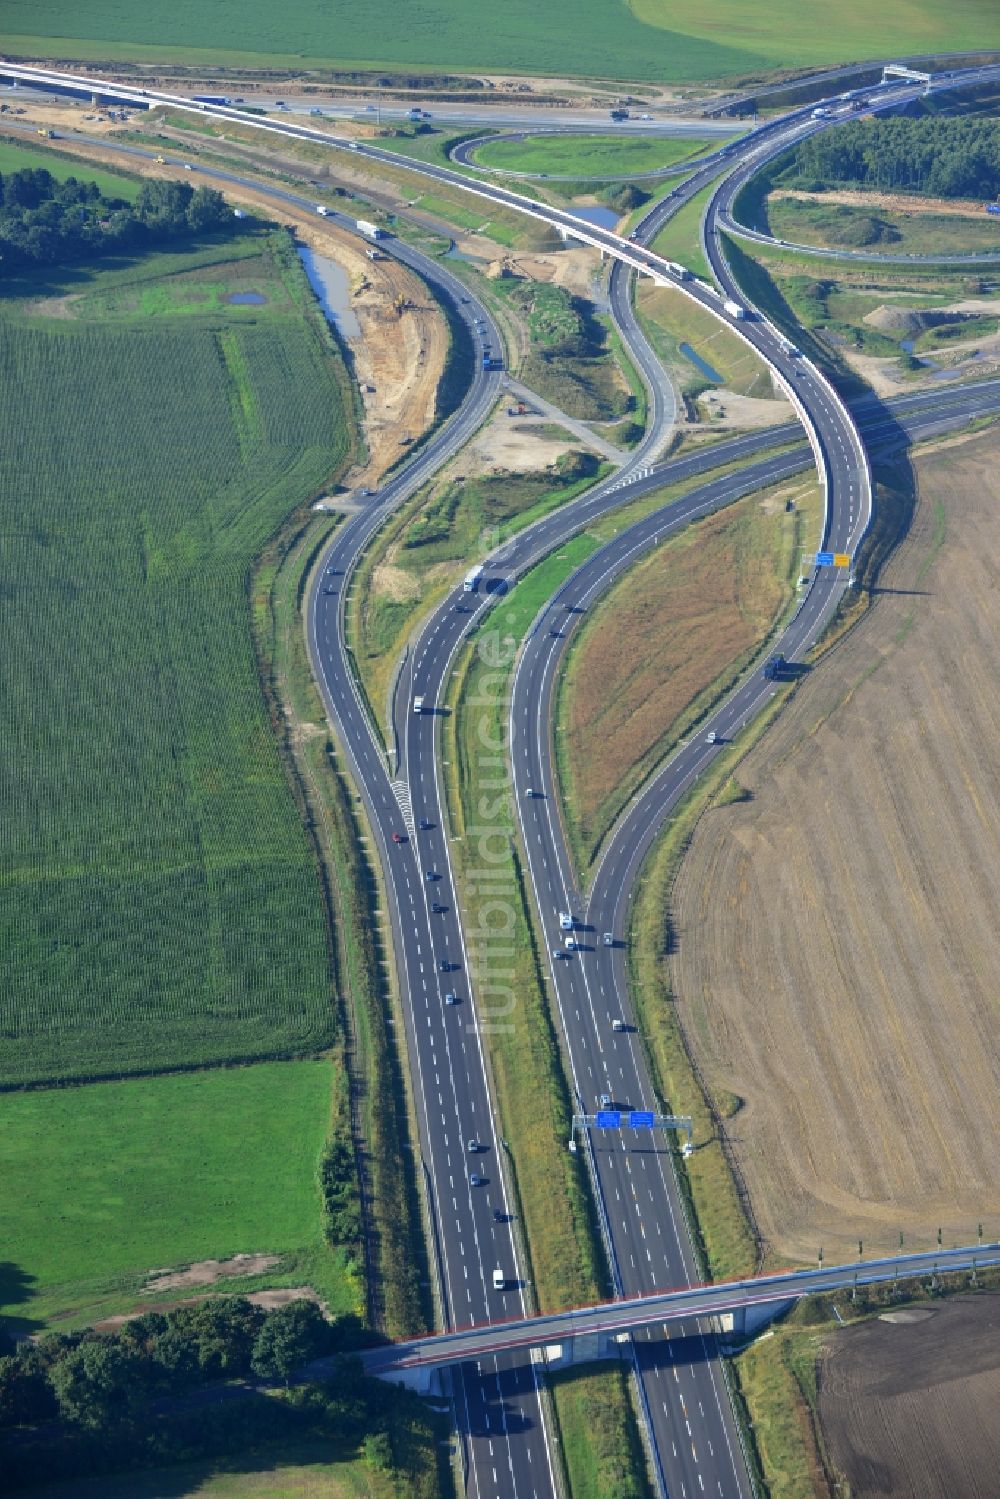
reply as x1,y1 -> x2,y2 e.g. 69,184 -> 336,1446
833,553 -> 851,568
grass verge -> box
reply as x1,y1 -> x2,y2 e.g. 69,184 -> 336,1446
441,537 -> 652,1497
253,511 -> 431,1339
556,473 -> 819,875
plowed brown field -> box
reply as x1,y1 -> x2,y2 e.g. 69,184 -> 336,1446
818,1295 -> 1000,1498
672,431 -> 1000,1262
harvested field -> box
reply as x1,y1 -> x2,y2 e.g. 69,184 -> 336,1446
559,478 -> 815,871
818,1294 -> 1000,1498
671,430 -> 1000,1264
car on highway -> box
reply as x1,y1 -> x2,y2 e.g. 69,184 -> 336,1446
706,730 -> 717,744
391,831 -> 406,844
493,1208 -> 506,1224
438,958 -> 450,972
425,868 -> 438,881
444,991 -> 458,1005
467,1138 -> 480,1152
558,912 -> 573,930
431,901 -> 447,914
553,947 -> 568,960
470,1172 -> 483,1187
525,786 -> 536,797
599,1093 -> 612,1108
564,935 -> 577,951
419,818 -> 433,830
603,932 -> 614,947
612,1018 -> 625,1032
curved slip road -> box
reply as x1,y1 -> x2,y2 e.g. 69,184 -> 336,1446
14,64 -> 1000,1493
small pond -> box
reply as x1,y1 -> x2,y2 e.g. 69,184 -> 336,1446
298,246 -> 362,340
227,291 -> 267,305
678,341 -> 723,384
566,204 -> 621,232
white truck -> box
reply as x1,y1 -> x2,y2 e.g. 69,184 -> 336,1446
365,247 -> 383,260
413,695 -> 425,714
811,106 -> 833,120
724,299 -> 747,319
463,564 -> 484,593
357,218 -> 386,240
315,204 -> 330,216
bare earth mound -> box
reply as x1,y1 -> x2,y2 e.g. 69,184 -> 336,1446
671,431 -> 1000,1262
818,1294 -> 1000,1497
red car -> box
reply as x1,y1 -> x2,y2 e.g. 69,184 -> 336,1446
391,831 -> 406,844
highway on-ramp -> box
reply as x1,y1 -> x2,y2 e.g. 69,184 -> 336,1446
11,62 -> 1000,1495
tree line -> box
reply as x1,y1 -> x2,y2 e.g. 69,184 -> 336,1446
0,1296 -> 431,1490
0,168 -> 235,271
781,116 -> 1000,200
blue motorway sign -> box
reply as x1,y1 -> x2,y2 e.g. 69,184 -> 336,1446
595,1110 -> 621,1129
629,1111 -> 655,1129
815,551 -> 835,567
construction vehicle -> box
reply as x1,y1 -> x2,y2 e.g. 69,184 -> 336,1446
610,108 -> 629,121
365,246 -> 383,260
392,293 -> 411,316
155,154 -> 165,163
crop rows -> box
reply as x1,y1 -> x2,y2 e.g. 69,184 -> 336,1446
0,299 -> 349,1085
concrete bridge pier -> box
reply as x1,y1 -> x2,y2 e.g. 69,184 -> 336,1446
533,1330 -> 632,1371
720,1298 -> 796,1343
376,1363 -> 446,1396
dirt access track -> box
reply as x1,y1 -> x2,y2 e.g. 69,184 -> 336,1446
671,427 -> 1000,1264
818,1293 -> 1000,1497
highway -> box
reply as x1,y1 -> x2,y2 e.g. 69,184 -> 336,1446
382,368 -> 1000,1498
9,58 -> 1000,1496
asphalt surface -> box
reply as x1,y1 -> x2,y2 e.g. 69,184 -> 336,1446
9,59 -> 1000,1497
386,371 -> 1000,1497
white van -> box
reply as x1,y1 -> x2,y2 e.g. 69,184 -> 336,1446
413,695 -> 424,714
492,1268 -> 505,1291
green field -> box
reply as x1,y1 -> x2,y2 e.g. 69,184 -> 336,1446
23,1444 -> 412,1499
472,132 -> 720,178
0,232 -> 356,1086
4,0 -> 998,81
0,137 -> 141,199
765,194 -> 1000,257
0,1060 -> 361,1331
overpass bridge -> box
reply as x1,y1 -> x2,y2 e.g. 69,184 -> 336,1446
882,63 -> 933,84
361,1243 -> 1000,1382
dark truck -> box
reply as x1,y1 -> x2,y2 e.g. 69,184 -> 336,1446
610,108 -> 629,121
763,654 -> 788,681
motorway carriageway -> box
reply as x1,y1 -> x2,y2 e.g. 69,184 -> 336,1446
11,67 -> 998,1496
379,369 -> 1000,1499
